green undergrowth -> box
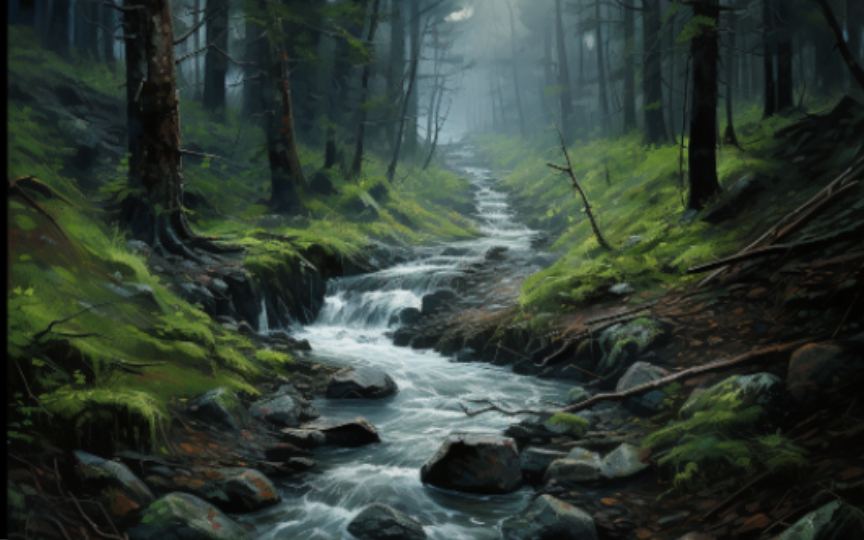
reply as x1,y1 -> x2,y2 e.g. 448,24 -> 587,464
475,97 -> 847,319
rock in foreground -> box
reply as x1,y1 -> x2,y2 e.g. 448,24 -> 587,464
128,492 -> 250,540
326,366 -> 399,399
73,450 -> 155,518
347,504 -> 427,540
420,433 -> 521,494
501,495 -> 597,540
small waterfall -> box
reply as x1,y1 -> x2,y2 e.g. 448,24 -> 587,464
258,298 -> 270,334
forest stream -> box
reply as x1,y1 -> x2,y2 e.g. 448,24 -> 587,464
241,145 -> 572,539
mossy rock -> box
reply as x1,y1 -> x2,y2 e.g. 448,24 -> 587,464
596,318 -> 667,380
775,500 -> 864,540
187,388 -> 249,432
679,373 -> 783,420
127,492 -> 251,540
542,413 -> 590,438
74,450 -> 155,518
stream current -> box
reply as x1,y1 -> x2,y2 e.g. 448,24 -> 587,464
244,145 -> 571,539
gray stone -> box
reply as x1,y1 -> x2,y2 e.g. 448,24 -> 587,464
600,443 -> 650,479
127,492 -> 251,540
544,448 -> 603,484
566,386 -> 592,405
501,495 -> 598,540
301,417 -> 381,447
250,394 -> 320,428
187,388 -> 249,431
278,428 -> 327,448
596,318 -> 666,380
615,362 -> 670,416
347,504 -> 427,540
168,467 -> 280,513
609,283 -> 635,296
520,447 -> 567,480
326,366 -> 398,400
775,500 -> 864,540
73,451 -> 155,518
420,433 -> 522,494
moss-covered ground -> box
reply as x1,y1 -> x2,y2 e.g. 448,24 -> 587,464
7,24 -> 477,456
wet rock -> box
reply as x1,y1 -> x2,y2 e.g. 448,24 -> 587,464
441,247 -> 471,257
775,500 -> 864,540
787,342 -> 864,411
169,467 -> 280,513
127,492 -> 251,540
395,307 -> 421,326
454,347 -> 478,363
186,387 -> 249,431
206,278 -> 229,296
520,447 -> 567,482
608,283 -> 635,296
595,318 -> 667,383
347,504 -> 427,540
615,362 -> 670,416
393,327 -> 416,347
567,386 -> 592,405
485,246 -> 509,261
262,442 -> 308,462
301,417 -> 381,447
540,412 -> 590,438
126,240 -> 152,259
680,372 -> 784,421
600,443 -> 650,479
250,394 -> 320,428
73,450 -> 155,518
501,495 -> 597,540
420,433 -> 522,494
544,448 -> 603,484
278,428 -> 327,448
326,366 -> 398,399
176,282 -> 216,315
420,289 -> 458,316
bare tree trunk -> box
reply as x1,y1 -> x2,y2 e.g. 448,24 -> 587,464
425,27 -> 440,146
387,16 -> 422,182
505,0 -> 526,138
595,0 -> 610,137
687,0 -> 722,210
775,0 -> 794,111
762,0 -> 776,117
643,0 -> 668,144
404,0 -> 420,158
351,0 -> 382,178
724,2 -> 740,147
555,0 -> 575,141
667,5 -> 676,142
242,4 -> 266,121
623,0 -> 636,132
203,0 -> 228,115
386,0 -> 405,151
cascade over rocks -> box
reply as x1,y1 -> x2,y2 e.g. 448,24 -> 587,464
326,366 -> 399,399
127,492 -> 251,540
347,504 -> 428,540
73,450 -> 155,518
501,495 -> 598,540
420,433 -> 522,494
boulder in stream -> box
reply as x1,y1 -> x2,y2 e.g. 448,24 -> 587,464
250,393 -> 320,428
501,495 -> 598,540
347,504 -> 427,540
420,289 -> 458,316
127,492 -> 251,540
301,417 -> 381,447
326,366 -> 398,399
420,433 -> 522,494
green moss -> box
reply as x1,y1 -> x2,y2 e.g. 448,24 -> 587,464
546,413 -> 590,437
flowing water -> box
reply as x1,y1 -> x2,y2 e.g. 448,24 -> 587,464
243,146 -> 570,539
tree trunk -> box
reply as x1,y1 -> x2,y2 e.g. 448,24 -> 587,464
425,28 -> 440,146
555,0 -> 575,141
242,6 -> 266,121
595,0 -> 610,137
265,45 -> 306,212
121,0 -> 199,255
351,0 -> 381,178
643,0 -> 668,144
623,0 -> 636,132
404,0 -> 420,158
813,0 -> 864,93
48,0 -> 71,57
667,5 -> 677,142
386,0 -> 405,151
687,0 -> 721,210
775,0 -> 794,111
724,3 -> 739,146
387,17 -> 421,182
203,0 -> 228,116
505,0 -> 526,139
762,0 -> 776,117
101,3 -> 115,68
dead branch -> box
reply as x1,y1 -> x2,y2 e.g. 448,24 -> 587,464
460,339 -> 811,418
31,302 -> 116,344
8,178 -> 70,241
699,157 -> 864,286
687,244 -> 795,274
547,120 -> 612,250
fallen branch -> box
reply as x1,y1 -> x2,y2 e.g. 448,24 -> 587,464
8,178 -> 70,241
460,339 -> 811,418
31,302 -> 116,343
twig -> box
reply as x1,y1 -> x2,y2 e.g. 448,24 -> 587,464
31,302 -> 115,343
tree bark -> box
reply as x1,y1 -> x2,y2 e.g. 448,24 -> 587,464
555,0 -> 575,141
724,2 -> 739,147
505,0 -> 526,139
775,0 -> 794,111
595,0 -> 610,137
387,15 -> 422,182
813,0 -> 864,93
386,0 -> 405,151
762,0 -> 776,117
623,0 -> 636,132
643,0 -> 668,144
242,4 -> 266,121
351,0 -> 382,178
203,0 -> 228,116
687,0 -> 721,211
403,0 -> 421,158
